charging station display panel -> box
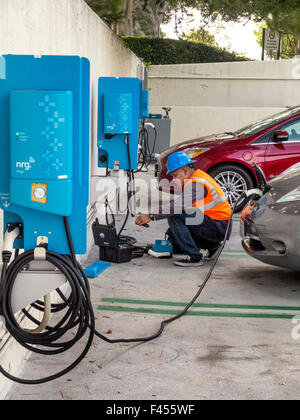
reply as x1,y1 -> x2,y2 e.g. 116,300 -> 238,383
104,93 -> 133,135
10,90 -> 73,216
0,55 -> 90,254
98,77 -> 141,170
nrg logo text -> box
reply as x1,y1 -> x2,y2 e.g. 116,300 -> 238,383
16,157 -> 35,171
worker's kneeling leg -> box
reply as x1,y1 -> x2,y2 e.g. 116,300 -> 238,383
167,214 -> 202,258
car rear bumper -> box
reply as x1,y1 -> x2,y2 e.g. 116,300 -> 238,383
240,215 -> 300,271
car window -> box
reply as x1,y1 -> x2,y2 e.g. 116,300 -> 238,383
235,107 -> 300,137
281,119 -> 300,141
252,133 -> 272,145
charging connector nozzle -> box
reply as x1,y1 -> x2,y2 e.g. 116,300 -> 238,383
2,225 -> 21,264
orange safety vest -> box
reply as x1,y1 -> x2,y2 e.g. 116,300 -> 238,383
185,169 -> 231,221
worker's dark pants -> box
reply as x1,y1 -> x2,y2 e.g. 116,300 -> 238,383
166,210 -> 230,257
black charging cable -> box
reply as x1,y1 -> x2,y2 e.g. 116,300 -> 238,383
94,197 -> 238,344
102,134 -> 151,257
113,134 -> 147,258
0,192 -> 241,384
135,119 -> 157,173
0,228 -> 95,384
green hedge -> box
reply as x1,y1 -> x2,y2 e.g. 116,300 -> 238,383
121,37 -> 249,65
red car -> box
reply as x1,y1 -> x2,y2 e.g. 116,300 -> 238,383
156,106 -> 300,211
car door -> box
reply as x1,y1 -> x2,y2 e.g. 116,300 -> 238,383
250,132 -> 272,176
264,118 -> 300,180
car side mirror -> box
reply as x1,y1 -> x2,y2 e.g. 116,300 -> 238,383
274,130 -> 289,141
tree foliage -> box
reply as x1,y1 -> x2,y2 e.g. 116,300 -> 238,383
121,36 -> 249,64
85,0 -> 210,36
86,0 -> 179,35
180,28 -> 219,47
86,0 -> 125,25
185,0 -> 300,54
86,0 -> 300,55
188,0 -> 300,34
134,0 -> 174,37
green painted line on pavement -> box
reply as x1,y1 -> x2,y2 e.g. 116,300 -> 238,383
222,250 -> 245,253
221,254 -> 250,259
98,305 -> 295,320
101,297 -> 300,312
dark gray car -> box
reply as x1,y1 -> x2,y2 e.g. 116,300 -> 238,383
240,162 -> 300,271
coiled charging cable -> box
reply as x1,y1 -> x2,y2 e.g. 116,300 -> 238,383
0,220 -> 95,384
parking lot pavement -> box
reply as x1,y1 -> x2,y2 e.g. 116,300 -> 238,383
6,206 -> 300,400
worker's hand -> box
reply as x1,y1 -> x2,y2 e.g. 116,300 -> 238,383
135,214 -> 151,226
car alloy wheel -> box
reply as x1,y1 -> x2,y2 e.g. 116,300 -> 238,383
214,170 -> 248,208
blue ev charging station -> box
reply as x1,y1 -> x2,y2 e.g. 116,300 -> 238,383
0,55 -> 151,385
97,76 -> 149,171
0,55 -> 90,255
92,77 -> 150,263
0,55 -> 90,314
0,54 -> 92,384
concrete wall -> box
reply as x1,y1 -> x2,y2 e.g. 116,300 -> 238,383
0,0 -> 142,399
148,61 -> 300,146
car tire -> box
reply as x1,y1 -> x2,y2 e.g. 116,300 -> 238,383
208,165 -> 254,213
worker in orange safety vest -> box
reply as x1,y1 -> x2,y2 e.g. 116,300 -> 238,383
135,151 -> 232,267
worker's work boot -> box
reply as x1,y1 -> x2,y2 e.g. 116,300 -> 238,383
204,243 -> 223,261
173,255 -> 203,267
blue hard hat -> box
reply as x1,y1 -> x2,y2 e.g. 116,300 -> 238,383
166,151 -> 196,175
